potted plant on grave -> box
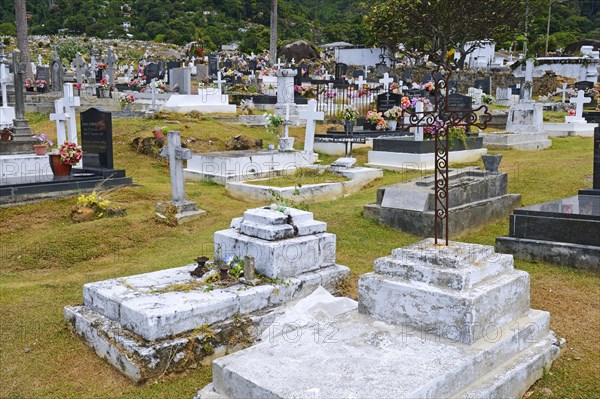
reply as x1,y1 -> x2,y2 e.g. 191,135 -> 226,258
364,110 -> 384,130
263,113 -> 284,150
338,105 -> 359,135
48,141 -> 83,176
98,77 -> 111,98
35,79 -> 47,93
118,92 -> 135,111
32,133 -> 53,156
153,126 -> 167,141
383,106 -> 402,131
25,78 -> 34,92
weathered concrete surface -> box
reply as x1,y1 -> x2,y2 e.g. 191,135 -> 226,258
225,166 -> 383,203
198,309 -> 558,399
481,132 -> 552,150
66,264 -> 349,382
363,168 -> 521,238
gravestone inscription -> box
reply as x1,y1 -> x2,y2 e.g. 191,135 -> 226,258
377,92 -> 401,114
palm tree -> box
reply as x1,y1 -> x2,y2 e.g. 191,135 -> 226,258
269,0 -> 277,65
15,0 -> 31,78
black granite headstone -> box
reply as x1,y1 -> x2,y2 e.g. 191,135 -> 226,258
403,69 -> 413,82
248,60 -> 258,71
422,73 -> 432,83
474,77 -> 491,94
36,66 -> 49,82
574,81 -> 593,91
447,93 -> 472,117
352,69 -> 364,79
81,108 -> 113,170
167,61 -> 180,73
208,56 -> 218,76
144,63 -> 160,84
157,62 -> 165,79
223,59 -> 233,70
376,92 -> 402,113
406,89 -> 425,98
335,63 -> 347,79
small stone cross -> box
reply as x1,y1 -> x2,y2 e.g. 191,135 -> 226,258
50,99 -> 68,145
0,62 -> 8,108
37,54 -> 42,66
104,48 -> 118,86
569,90 -> 591,119
356,75 -> 366,88
0,43 -> 6,63
74,53 -> 86,84
150,78 -> 158,111
379,72 -> 393,91
556,83 -> 570,103
62,83 -> 80,144
513,59 -> 543,101
213,71 -> 225,94
274,58 -> 284,70
159,131 -> 192,203
298,99 -> 324,153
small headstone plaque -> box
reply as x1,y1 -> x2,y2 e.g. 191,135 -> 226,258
406,89 -> 425,98
422,73 -> 432,83
335,63 -> 347,79
223,58 -> 233,70
248,60 -> 258,71
36,66 -> 49,82
403,70 -> 413,82
352,69 -> 364,79
167,61 -> 180,72
80,108 -> 113,169
474,78 -> 491,94
574,81 -> 593,92
377,92 -> 402,114
447,93 -> 472,118
144,63 -> 160,84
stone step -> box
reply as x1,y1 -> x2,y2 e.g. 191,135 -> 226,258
358,269 -> 530,344
204,309 -> 556,399
390,238 -> 497,269
242,207 -> 289,225
239,221 -> 295,241
374,251 -> 514,291
83,263 -> 349,342
294,220 -> 327,236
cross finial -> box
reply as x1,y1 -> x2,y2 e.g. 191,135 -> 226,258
569,90 -> 592,119
356,75 -> 366,88
379,72 -> 393,91
274,58 -> 284,70
213,71 -> 225,94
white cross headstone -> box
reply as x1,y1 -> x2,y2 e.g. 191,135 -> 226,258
291,57 -> 295,66
379,72 -> 393,91
150,78 -> 158,111
74,53 -> 86,84
298,99 -> 324,152
213,71 -> 225,94
104,48 -> 118,86
0,60 -> 15,127
557,83 -> 569,103
0,63 -> 9,108
356,75 -> 366,88
62,83 -> 81,144
274,58 -> 284,70
49,99 -> 68,145
569,90 -> 591,119
414,101 -> 424,141
513,58 -> 543,101
37,54 -> 42,66
364,66 -> 368,79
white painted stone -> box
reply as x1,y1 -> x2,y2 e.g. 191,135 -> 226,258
506,102 -> 544,134
163,94 -> 236,113
0,154 -> 52,181
481,132 -> 552,150
185,149 -> 316,184
330,157 -> 356,169
367,148 -> 487,171
214,229 -> 336,279
544,122 -> 595,138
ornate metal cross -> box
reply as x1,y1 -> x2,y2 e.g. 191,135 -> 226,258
402,64 -> 492,245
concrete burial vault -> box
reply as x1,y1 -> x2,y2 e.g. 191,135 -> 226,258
64,207 -> 349,382
197,239 -> 561,399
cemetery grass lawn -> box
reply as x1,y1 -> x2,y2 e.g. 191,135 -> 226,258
0,115 -> 598,398
245,168 -> 349,187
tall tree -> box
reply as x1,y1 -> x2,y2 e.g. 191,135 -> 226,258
365,0 -> 525,68
269,0 -> 277,65
15,0 -> 31,77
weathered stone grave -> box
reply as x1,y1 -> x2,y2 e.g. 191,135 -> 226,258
364,167 -> 521,238
64,206 -> 349,382
197,239 -> 560,399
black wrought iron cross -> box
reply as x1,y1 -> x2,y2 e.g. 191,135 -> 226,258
401,64 -> 492,245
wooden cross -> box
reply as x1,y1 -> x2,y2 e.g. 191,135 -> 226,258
104,48 -> 118,86
159,131 -> 192,203
213,71 -> 225,94
74,52 -> 86,84
298,99 -> 324,153
379,72 -> 393,91
569,90 -> 591,119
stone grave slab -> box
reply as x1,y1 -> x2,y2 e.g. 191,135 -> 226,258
364,167 -> 521,238
197,239 -> 560,399
65,207 -> 349,382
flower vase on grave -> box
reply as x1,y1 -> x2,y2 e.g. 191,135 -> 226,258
387,120 -> 398,131
49,154 -> 72,176
33,144 -> 48,156
100,89 -> 110,98
343,120 -> 355,135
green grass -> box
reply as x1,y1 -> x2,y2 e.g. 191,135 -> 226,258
0,114 -> 598,398
245,168 -> 349,187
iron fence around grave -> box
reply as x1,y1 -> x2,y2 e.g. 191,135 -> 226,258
309,80 -> 386,118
